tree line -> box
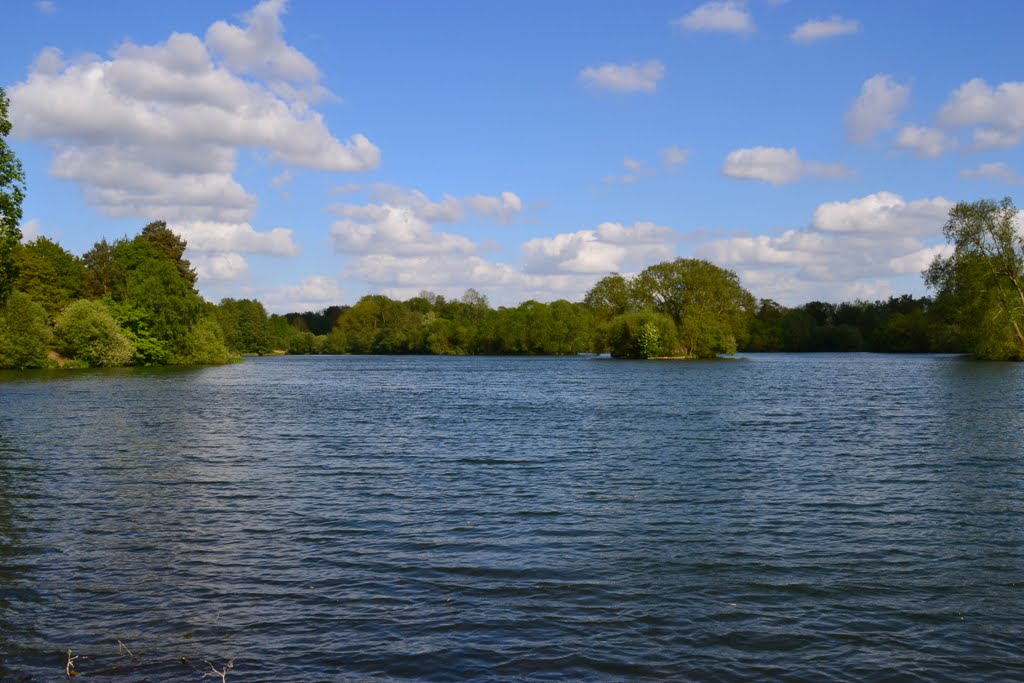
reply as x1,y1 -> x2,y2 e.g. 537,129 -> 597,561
3,86 -> 1023,366
2,204 -> 1024,368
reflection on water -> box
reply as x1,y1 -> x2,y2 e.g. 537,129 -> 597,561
1,354 -> 1023,680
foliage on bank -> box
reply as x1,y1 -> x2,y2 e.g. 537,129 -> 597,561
0,224 -> 233,369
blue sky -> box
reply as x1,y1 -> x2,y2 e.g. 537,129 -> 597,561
3,0 -> 1024,311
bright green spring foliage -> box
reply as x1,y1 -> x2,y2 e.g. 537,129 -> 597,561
925,197 -> 1024,360
13,237 -> 86,320
605,311 -> 677,359
0,291 -> 51,368
55,300 -> 136,367
0,86 -> 26,308
586,258 -> 755,358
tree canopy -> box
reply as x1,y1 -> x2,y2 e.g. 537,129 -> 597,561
925,197 -> 1024,360
585,258 -> 754,358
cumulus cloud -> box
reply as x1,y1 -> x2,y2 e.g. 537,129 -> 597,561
465,192 -> 524,224
790,16 -> 859,44
265,275 -> 344,312
168,221 -> 299,255
330,203 -> 476,257
694,192 -> 954,304
206,0 -> 318,84
888,245 -> 953,274
937,78 -> 1024,150
344,221 -> 679,305
522,222 -> 676,275
812,192 -> 953,235
8,1 -> 379,290
721,146 -> 850,185
960,162 -> 1024,184
845,74 -> 909,143
326,186 -> 678,304
192,252 -> 249,281
674,1 -> 756,35
579,60 -> 665,94
366,185 -> 465,223
893,125 -> 953,158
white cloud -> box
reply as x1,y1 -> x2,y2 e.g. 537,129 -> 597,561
330,204 -> 476,257
812,192 -> 953,235
522,221 -> 676,275
960,162 -> 1024,184
579,60 -> 665,94
674,1 -> 756,35
790,16 -> 859,44
192,253 -> 249,281
266,275 -> 344,312
8,1 -> 379,292
343,220 -> 679,306
721,146 -> 850,185
169,221 -> 299,255
695,192 -> 954,304
367,185 -> 465,223
937,78 -> 1024,150
345,253 -> 594,305
206,0 -> 320,84
845,74 -> 909,143
465,192 -> 524,224
888,245 -> 953,274
661,146 -> 690,169
37,1 -> 56,15
893,125 -> 954,158
50,144 -> 255,223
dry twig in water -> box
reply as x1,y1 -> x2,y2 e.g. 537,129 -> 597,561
204,658 -> 235,682
116,639 -> 135,658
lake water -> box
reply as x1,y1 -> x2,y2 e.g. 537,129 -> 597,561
1,354 -> 1023,681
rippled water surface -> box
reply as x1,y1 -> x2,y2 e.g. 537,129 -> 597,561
1,354 -> 1023,681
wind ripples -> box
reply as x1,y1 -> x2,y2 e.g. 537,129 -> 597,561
1,354 -> 1023,680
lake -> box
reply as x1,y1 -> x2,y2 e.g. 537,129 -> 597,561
1,354 -> 1023,681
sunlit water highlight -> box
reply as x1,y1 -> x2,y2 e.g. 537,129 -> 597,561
1,354 -> 1023,681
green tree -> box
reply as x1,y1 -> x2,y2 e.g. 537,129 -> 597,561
13,236 -> 86,320
139,221 -> 197,285
605,310 -> 677,359
633,258 -> 755,358
217,298 -> 272,354
110,235 -> 205,355
83,238 -> 118,298
925,197 -> 1024,360
0,86 -> 27,307
583,273 -> 635,321
55,299 -> 135,367
106,299 -> 169,365
0,291 -> 51,369
173,316 -> 231,365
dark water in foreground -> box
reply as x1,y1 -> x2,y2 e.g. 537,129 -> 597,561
1,354 -> 1023,681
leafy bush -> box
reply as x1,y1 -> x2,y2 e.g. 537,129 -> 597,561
605,311 -> 677,358
55,299 -> 135,367
170,317 -> 232,366
0,291 -> 52,368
